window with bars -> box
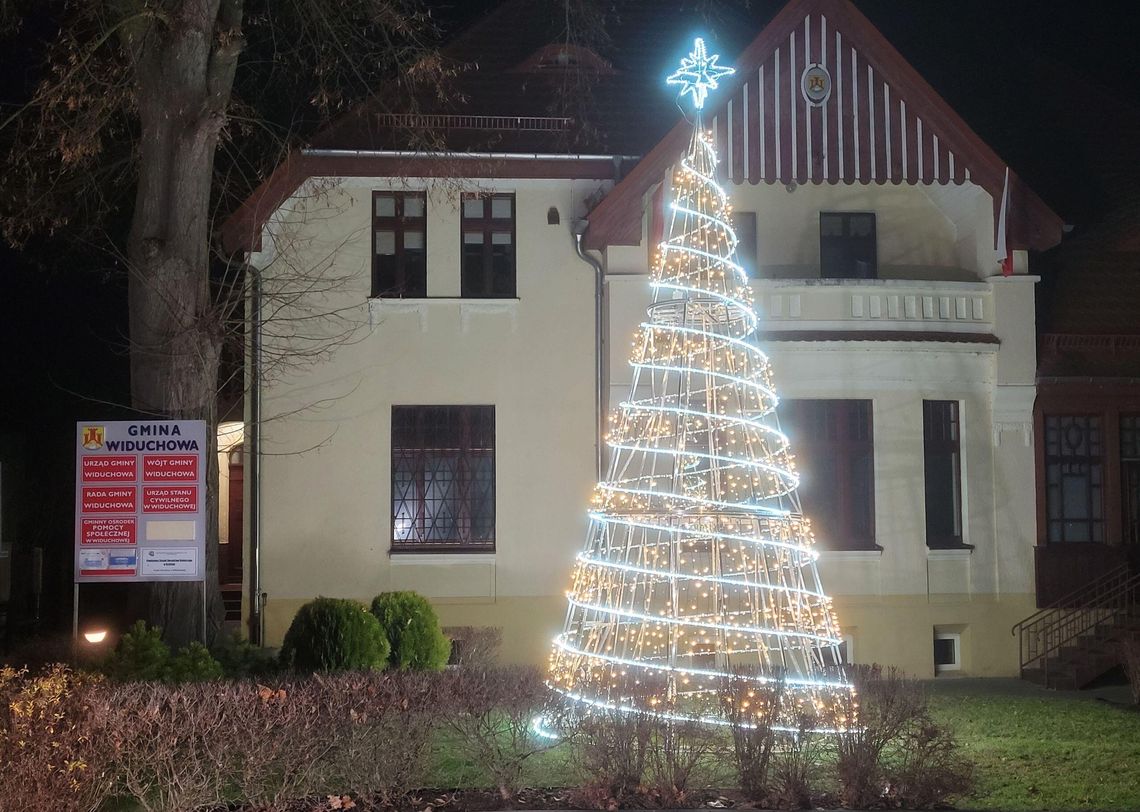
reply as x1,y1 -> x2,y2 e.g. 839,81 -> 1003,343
782,400 -> 876,550
923,401 -> 964,548
372,191 -> 427,298
820,212 -> 876,279
391,406 -> 495,552
1044,415 -> 1104,543
461,194 -> 516,298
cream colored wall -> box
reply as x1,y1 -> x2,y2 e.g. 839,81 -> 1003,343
250,169 -> 1037,678
602,175 -> 1040,676
252,176 -> 604,647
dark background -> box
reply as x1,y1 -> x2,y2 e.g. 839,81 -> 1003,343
1,0 -> 1137,638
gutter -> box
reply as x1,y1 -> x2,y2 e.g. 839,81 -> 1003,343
248,265 -> 264,645
573,220 -> 606,479
302,148 -> 641,162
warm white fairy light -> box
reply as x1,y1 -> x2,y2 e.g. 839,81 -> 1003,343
547,39 -> 856,735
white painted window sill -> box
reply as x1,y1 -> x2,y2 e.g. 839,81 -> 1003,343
368,297 -> 520,304
818,549 -> 882,561
368,298 -> 519,331
388,553 -> 496,565
927,547 -> 973,559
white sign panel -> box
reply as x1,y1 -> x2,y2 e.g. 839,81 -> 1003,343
75,420 -> 207,583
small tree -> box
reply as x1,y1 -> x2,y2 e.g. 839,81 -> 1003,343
280,597 -> 390,672
370,591 -> 450,671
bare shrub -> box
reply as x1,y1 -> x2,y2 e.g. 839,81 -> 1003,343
104,681 -> 234,812
770,707 -> 824,809
225,679 -> 343,808
720,674 -> 784,801
836,665 -> 927,808
443,626 -> 503,669
571,707 -> 653,801
0,665 -> 115,812
317,671 -> 445,802
1120,638 -> 1140,705
887,719 -> 975,808
645,715 -> 724,806
442,665 -> 562,800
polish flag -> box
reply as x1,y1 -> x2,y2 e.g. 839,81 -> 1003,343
996,167 -> 1014,276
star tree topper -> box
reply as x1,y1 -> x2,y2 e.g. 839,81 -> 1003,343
667,37 -> 735,110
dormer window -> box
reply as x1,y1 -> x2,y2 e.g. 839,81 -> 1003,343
512,44 -> 615,75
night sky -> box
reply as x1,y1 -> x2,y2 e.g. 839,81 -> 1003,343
1,0 -> 1137,632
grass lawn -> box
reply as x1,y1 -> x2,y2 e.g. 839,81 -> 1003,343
926,678 -> 1140,811
432,679 -> 1140,812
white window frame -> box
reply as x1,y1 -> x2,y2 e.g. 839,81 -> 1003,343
933,632 -> 961,673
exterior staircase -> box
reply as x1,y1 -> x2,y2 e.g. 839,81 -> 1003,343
1012,566 -> 1140,690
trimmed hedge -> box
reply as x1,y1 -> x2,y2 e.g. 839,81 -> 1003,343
280,597 -> 390,672
370,591 -> 451,671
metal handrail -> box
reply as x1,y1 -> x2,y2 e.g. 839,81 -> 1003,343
1012,566 -> 1140,678
1011,565 -> 1132,637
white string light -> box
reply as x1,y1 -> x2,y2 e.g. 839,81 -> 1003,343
547,39 -> 856,735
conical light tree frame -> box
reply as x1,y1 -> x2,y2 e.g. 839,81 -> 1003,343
547,41 -> 856,732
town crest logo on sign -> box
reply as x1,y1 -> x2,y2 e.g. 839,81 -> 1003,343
81,426 -> 105,450
801,63 -> 831,106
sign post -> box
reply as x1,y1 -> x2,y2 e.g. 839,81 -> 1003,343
74,420 -> 208,643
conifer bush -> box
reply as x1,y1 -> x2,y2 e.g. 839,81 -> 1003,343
280,597 -> 390,672
370,591 -> 451,671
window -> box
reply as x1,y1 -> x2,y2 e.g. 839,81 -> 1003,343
824,633 -> 855,667
461,194 -> 516,298
783,400 -> 876,550
924,401 -> 964,548
731,211 -> 758,277
372,191 -> 427,298
933,632 -> 961,673
1121,415 -> 1140,547
1044,415 -> 1104,542
820,212 -> 876,279
391,406 -> 495,552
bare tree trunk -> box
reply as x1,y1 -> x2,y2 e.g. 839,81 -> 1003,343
123,0 -> 243,645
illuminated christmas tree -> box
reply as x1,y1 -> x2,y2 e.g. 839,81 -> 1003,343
547,40 -> 855,731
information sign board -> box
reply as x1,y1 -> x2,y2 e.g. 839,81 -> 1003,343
75,421 -> 207,583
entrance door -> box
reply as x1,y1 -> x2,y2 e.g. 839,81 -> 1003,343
221,448 -> 244,586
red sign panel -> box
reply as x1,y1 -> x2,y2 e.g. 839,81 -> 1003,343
81,455 -> 137,482
143,455 -> 200,482
82,487 -> 137,513
81,517 -> 137,545
142,485 -> 198,513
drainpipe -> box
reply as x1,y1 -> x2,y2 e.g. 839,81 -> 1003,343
573,220 -> 605,479
248,264 -> 264,645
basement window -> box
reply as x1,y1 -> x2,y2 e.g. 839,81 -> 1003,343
934,632 -> 961,673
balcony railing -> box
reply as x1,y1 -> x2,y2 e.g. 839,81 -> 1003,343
749,278 -> 993,337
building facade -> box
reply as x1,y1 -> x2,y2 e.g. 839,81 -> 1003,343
223,0 -> 1063,676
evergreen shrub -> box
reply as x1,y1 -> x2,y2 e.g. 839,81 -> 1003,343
280,597 -> 390,672
102,620 -> 172,682
101,621 -> 225,682
370,591 -> 450,671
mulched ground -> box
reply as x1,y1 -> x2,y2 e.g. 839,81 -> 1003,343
236,787 -> 850,812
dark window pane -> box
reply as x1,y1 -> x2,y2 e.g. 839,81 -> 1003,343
933,637 -> 957,666
372,192 -> 427,299
1043,415 -> 1103,543
391,406 -> 496,552
820,212 -> 876,279
462,194 -> 515,299
783,399 -> 875,550
923,401 -> 963,548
